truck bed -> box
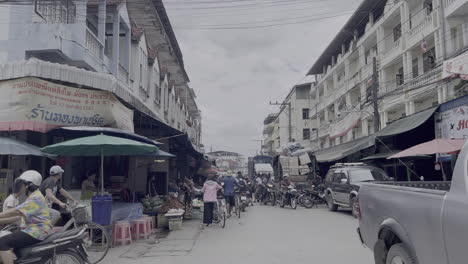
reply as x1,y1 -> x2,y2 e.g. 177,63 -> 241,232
372,181 -> 451,191
359,182 -> 449,263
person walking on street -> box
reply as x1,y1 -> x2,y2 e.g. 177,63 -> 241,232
201,175 -> 222,227
222,173 -> 239,217
39,165 -> 77,225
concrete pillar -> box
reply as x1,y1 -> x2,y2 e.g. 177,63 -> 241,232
380,111 -> 388,128
345,60 -> 350,79
333,72 -> 338,90
347,130 -> 354,141
346,93 -> 352,107
112,12 -> 120,75
463,22 -> 468,49
434,29 -> 442,63
406,101 -> 415,115
362,118 -> 369,136
437,87 -> 443,103
401,2 -> 410,43
98,0 -> 106,46
360,83 -> 367,101
334,103 -> 340,118
359,45 -> 366,66
336,136 -> 341,145
324,110 -> 329,123
377,26 -> 385,55
404,52 -> 413,82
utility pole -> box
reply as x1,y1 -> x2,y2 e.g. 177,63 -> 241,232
270,101 -> 292,142
372,57 -> 381,133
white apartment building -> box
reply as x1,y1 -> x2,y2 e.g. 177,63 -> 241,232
306,0 -> 468,151
263,80 -> 316,154
262,113 -> 279,156
0,0 -> 203,191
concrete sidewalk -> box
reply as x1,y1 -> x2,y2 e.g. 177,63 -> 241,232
101,219 -> 202,264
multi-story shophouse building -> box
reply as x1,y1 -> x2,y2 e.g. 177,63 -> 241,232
263,80 -> 316,154
0,0 -> 203,195
305,0 -> 468,156
262,113 -> 279,156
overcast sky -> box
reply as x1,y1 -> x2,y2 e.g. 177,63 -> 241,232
164,0 -> 361,157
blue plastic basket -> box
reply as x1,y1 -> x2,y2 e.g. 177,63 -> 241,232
91,195 -> 113,225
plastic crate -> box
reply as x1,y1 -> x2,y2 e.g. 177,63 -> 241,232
157,214 -> 169,228
92,195 -> 112,225
168,217 -> 182,231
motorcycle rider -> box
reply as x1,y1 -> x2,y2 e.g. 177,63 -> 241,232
39,165 -> 78,225
0,170 -> 52,264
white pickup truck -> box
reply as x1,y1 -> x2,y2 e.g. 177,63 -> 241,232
357,143 -> 468,264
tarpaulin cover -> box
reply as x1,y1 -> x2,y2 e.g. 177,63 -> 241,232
314,135 -> 376,162
254,163 -> 274,173
110,202 -> 144,223
376,107 -> 438,137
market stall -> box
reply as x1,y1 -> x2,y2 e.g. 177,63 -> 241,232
41,134 -> 159,225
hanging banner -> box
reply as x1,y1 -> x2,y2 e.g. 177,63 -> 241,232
435,105 -> 468,139
329,111 -> 361,139
442,52 -> 468,79
0,77 -> 134,132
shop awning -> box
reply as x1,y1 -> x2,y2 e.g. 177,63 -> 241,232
143,149 -> 176,158
361,151 -> 431,161
376,107 -> 438,138
54,126 -> 162,146
314,135 -> 376,162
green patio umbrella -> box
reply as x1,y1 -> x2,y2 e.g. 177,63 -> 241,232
41,134 -> 159,194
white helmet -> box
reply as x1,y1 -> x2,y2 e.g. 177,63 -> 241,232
18,170 -> 42,187
283,174 -> 289,178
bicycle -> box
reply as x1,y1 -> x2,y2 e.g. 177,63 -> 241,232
60,203 -> 110,264
212,197 -> 227,228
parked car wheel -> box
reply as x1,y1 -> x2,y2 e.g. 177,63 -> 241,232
385,243 -> 416,264
326,192 -> 338,212
350,196 -> 358,218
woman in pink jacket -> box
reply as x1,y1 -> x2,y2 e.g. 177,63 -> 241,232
201,175 -> 222,226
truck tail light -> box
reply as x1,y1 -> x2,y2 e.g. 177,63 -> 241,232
356,195 -> 362,220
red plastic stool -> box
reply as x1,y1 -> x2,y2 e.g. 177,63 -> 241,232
112,221 -> 132,246
142,215 -> 154,234
131,218 -> 151,240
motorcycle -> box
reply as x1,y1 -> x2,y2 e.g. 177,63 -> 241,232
0,226 -> 89,264
263,183 -> 277,206
279,185 -> 298,209
298,185 -> 326,208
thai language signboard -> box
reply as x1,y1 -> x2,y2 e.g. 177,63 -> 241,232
0,77 -> 134,132
435,105 -> 468,139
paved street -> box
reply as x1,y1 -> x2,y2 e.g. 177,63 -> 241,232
104,205 -> 373,264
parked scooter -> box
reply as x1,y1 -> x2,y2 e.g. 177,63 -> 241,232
0,226 -> 90,264
279,185 -> 298,209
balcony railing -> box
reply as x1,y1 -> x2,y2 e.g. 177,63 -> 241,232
85,28 -> 103,60
445,0 -> 457,7
406,66 -> 442,92
407,12 -> 436,48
